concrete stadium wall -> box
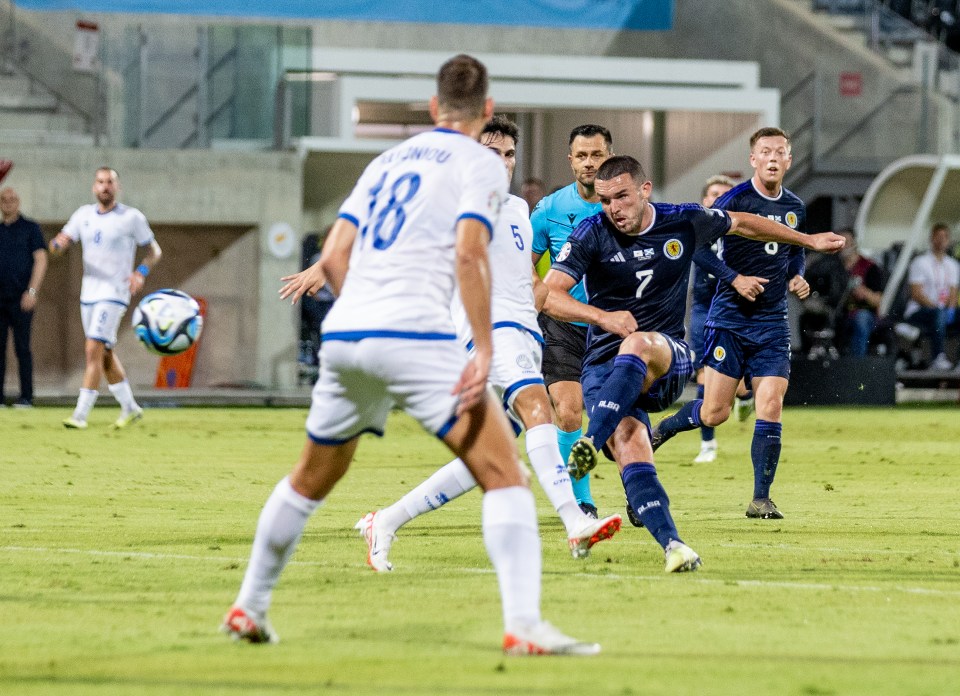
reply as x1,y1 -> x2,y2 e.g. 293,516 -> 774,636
0,146 -> 303,391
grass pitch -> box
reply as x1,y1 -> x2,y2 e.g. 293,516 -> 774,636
1,404 -> 958,695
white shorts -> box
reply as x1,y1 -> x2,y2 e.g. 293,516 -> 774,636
80,300 -> 128,349
306,337 -> 467,444
474,326 -> 544,429
467,326 -> 543,435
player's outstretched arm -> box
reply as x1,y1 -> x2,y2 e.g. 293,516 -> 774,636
543,269 -> 637,337
454,218 -> 494,414
280,218 -> 354,303
728,212 -> 845,253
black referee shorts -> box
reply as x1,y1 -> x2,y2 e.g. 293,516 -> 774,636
537,313 -> 588,387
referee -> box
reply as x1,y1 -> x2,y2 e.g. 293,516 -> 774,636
0,187 -> 47,407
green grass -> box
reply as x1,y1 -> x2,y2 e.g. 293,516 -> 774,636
1,405 -> 959,695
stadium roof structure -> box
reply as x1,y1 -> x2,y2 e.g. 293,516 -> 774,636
288,48 -> 780,158
855,154 -> 960,316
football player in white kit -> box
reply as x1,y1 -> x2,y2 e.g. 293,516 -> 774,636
221,56 -> 600,656
355,116 -> 621,570
49,167 -> 161,430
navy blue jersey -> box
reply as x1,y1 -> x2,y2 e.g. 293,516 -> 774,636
708,180 -> 806,328
552,202 -> 731,367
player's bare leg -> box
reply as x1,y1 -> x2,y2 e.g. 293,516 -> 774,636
102,348 -> 142,428
224,438 -> 359,643
568,331 -> 673,479
734,377 -> 755,422
693,369 -> 718,463
64,338 -> 107,428
648,367 -> 737,453
512,386 -> 620,558
444,391 -> 600,655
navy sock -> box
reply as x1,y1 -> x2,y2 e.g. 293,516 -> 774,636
751,419 -> 782,499
584,354 -> 647,447
696,385 -> 714,441
621,462 -> 680,549
740,388 -> 754,401
656,399 -> 702,448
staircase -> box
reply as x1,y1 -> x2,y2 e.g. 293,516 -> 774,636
0,66 -> 94,145
781,0 -> 960,225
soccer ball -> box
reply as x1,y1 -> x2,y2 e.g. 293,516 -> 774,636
132,289 -> 203,356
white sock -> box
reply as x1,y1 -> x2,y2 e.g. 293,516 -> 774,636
235,476 -> 321,618
108,380 -> 139,413
378,457 -> 477,533
73,388 -> 98,421
482,486 -> 541,633
525,423 -> 586,534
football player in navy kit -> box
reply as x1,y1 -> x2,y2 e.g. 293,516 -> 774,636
652,128 -> 813,520
544,155 -> 843,571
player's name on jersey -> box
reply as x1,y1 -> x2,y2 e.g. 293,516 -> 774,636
379,145 -> 452,165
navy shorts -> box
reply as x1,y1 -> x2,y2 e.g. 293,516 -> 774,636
537,313 -> 588,387
702,323 -> 791,380
688,300 -> 709,369
582,334 -> 695,444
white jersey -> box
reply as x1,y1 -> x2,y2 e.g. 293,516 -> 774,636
62,203 -> 155,305
322,128 -> 507,339
905,251 -> 960,317
451,194 -> 541,344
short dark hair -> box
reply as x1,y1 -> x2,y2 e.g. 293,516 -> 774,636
932,222 -> 951,236
596,155 -> 647,184
749,127 -> 791,149
436,54 -> 488,120
482,114 -> 519,145
95,166 -> 118,178
569,124 -> 612,149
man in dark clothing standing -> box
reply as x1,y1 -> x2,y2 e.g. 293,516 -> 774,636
0,187 -> 47,407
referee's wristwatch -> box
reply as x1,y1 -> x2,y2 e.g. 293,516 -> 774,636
27,287 -> 37,297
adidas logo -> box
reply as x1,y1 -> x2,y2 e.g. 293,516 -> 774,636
608,252 -> 626,263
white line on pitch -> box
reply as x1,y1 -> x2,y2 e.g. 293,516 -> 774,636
4,545 -> 960,597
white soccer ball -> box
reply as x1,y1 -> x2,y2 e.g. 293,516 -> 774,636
132,289 -> 203,356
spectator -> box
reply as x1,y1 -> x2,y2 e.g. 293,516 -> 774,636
0,187 -> 47,407
799,244 -> 846,359
903,223 -> 959,370
520,177 -> 547,212
837,230 -> 885,356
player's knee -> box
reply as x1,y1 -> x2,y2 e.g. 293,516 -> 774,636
552,401 -> 582,431
620,331 -> 663,362
700,403 -> 731,427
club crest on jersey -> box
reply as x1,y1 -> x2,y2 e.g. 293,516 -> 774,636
785,211 -> 798,229
663,239 -> 683,260
557,242 -> 572,263
713,346 -> 726,361
516,354 -> 534,370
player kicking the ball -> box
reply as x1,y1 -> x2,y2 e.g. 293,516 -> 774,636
355,116 -> 621,572
547,155 -> 843,571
